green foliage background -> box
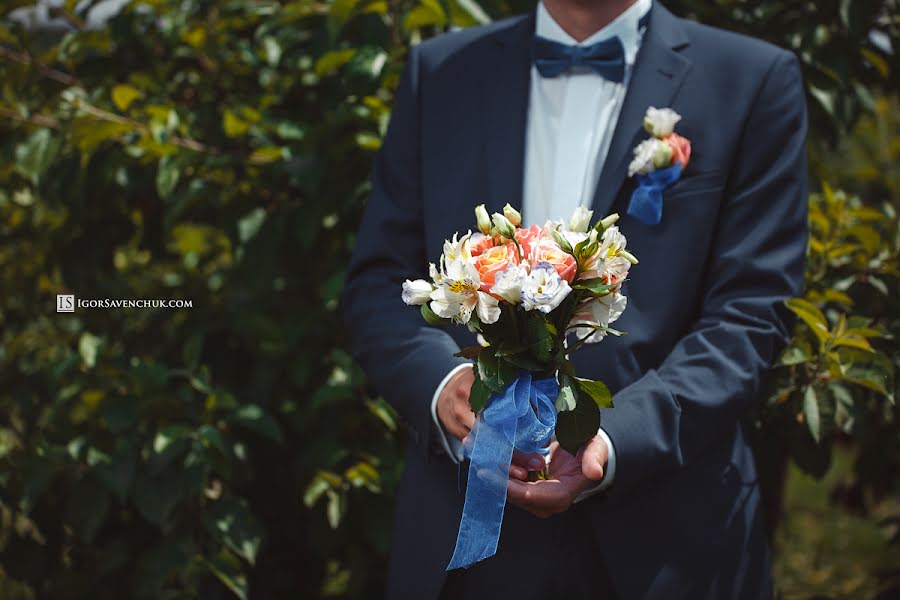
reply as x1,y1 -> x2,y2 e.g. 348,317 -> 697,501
0,0 -> 898,598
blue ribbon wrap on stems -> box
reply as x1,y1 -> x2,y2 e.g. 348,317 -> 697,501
626,162 -> 683,225
446,371 -> 557,570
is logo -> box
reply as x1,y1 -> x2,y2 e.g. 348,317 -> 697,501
57,294 -> 75,313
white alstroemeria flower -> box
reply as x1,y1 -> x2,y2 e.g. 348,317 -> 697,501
599,226 -> 628,257
643,107 -> 682,137
568,206 -> 594,233
429,259 -> 500,324
442,231 -> 473,264
628,138 -> 668,177
402,279 -> 434,305
602,255 -> 631,288
491,264 -> 528,304
520,262 -> 572,313
571,293 -> 628,344
561,229 -> 590,249
429,262 -> 441,282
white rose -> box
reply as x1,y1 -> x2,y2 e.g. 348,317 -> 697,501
521,262 -> 572,313
628,138 -> 667,177
490,264 -> 528,304
401,279 -> 433,305
643,106 -> 682,137
568,206 -> 594,233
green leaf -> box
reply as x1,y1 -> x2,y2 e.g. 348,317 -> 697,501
230,404 -> 284,444
555,394 -> 600,455
575,377 -> 613,409
94,442 -> 137,502
779,339 -> 814,366
78,332 -> 103,368
785,298 -> 830,345
223,109 -> 251,137
572,278 -> 615,296
133,473 -> 183,526
112,83 -> 143,110
527,316 -> 554,363
315,49 -> 356,76
65,478 -> 109,543
205,496 -> 264,565
555,375 -> 577,412
155,154 -> 180,199
803,386 -> 821,443
468,372 -> 491,413
14,128 -> 61,185
476,347 -> 503,393
420,303 -> 449,326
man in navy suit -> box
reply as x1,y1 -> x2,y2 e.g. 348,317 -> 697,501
343,0 -> 808,597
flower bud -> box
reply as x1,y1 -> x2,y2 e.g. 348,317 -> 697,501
651,141 -> 674,169
492,213 -> 516,239
619,250 -> 639,265
502,203 -> 522,227
596,213 -> 619,232
568,206 -> 593,233
401,279 -> 434,305
474,204 -> 492,235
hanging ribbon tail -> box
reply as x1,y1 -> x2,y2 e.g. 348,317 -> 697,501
446,371 -> 557,570
627,163 -> 683,225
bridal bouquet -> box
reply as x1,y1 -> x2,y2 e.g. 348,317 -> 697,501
401,204 -> 637,569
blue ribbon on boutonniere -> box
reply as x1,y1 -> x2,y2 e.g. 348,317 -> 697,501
446,370 -> 557,570
626,162 -> 684,226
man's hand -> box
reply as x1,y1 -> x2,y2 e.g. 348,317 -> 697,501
436,367 -> 476,441
436,367 -> 546,477
506,435 -> 609,518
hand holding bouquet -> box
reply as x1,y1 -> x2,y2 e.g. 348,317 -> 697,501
401,204 -> 638,569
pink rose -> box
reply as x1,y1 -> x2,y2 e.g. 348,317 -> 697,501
664,133 -> 691,170
474,243 -> 520,292
468,233 -> 496,258
530,239 -> 577,283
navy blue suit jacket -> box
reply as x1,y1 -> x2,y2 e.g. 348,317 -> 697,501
344,3 -> 808,598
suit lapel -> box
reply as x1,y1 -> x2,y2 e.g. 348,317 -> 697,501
481,11 -> 536,216
591,3 -> 693,218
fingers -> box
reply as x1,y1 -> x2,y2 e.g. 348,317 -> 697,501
512,449 -> 546,472
506,478 -> 567,518
581,435 -> 608,481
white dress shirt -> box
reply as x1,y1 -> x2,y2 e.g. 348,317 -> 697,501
430,0 -> 652,500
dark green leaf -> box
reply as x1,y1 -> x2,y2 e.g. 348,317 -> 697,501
555,394 -> 600,455
469,371 -> 492,413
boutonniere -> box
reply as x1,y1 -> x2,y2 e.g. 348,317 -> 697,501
626,107 -> 692,225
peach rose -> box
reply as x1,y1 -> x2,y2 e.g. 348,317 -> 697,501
530,239 -> 577,283
514,224 -> 542,258
665,133 -> 691,170
468,233 -> 496,257
474,242 -> 520,292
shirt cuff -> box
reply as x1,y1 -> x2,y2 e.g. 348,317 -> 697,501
430,363 -> 472,463
573,427 -> 617,503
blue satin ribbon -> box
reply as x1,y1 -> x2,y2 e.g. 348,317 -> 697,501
447,371 -> 557,570
626,162 -> 684,225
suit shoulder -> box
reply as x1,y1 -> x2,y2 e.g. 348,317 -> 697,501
679,18 -> 797,74
414,15 -> 528,67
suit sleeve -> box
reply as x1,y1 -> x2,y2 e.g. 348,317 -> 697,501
601,50 -> 809,494
342,46 -> 468,456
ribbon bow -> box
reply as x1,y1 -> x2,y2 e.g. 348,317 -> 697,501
626,162 -> 684,225
532,35 -> 626,81
447,371 -> 557,570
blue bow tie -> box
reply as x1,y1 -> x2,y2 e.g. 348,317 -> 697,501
532,35 -> 626,81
